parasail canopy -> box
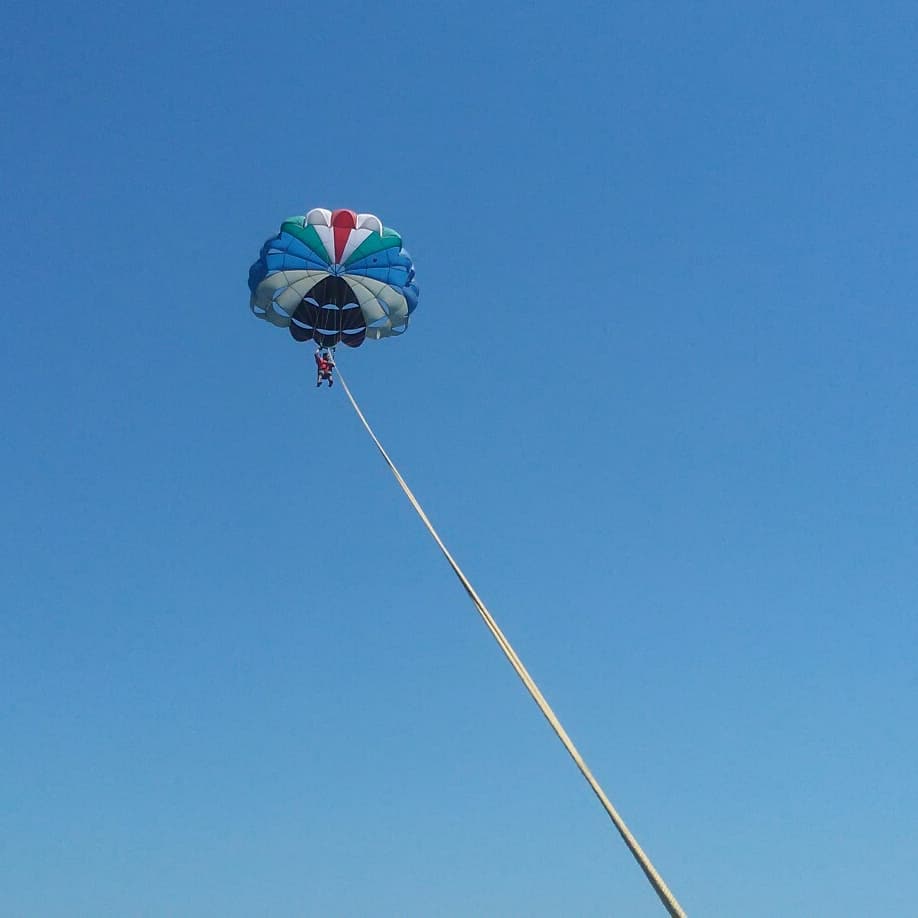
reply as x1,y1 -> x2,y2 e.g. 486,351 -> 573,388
248,207 -> 419,348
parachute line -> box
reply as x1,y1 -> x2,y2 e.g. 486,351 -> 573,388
334,367 -> 686,918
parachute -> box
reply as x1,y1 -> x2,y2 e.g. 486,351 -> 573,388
248,207 -> 419,348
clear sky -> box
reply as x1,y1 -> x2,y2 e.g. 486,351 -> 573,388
2,2 -> 917,915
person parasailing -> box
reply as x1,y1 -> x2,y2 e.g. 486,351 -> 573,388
314,345 -> 335,388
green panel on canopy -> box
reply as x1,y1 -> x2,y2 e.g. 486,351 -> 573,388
282,220 -> 331,265
344,229 -> 402,266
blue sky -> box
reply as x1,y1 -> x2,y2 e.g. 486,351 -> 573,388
2,1 -> 917,915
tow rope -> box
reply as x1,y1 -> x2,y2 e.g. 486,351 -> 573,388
335,366 -> 686,918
